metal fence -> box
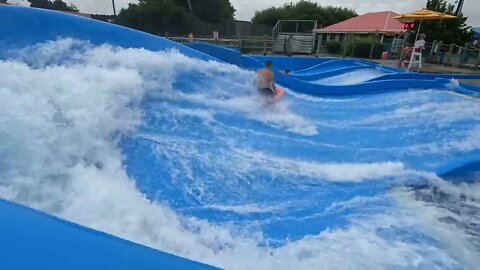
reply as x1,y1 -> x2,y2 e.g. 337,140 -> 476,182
318,37 -> 480,70
168,36 -> 273,55
422,41 -> 480,70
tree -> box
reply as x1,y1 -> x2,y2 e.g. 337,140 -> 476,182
28,0 -> 54,9
117,0 -> 192,34
173,0 -> 235,22
28,0 -> 78,12
52,0 -> 78,12
189,0 -> 235,23
117,0 -> 235,34
417,0 -> 473,45
252,1 -> 357,27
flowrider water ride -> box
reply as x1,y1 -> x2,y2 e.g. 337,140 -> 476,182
1,5 -> 479,270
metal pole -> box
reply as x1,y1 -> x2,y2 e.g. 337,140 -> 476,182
369,33 -> 375,59
112,0 -> 117,17
341,37 -> 348,58
447,44 -> 455,65
455,0 -> 465,16
415,20 -> 422,42
475,49 -> 480,70
428,40 -> 437,63
316,34 -> 322,57
263,39 -> 267,55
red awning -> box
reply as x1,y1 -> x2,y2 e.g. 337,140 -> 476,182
316,11 -> 405,34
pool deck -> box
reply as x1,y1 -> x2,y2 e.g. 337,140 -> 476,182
368,59 -> 480,86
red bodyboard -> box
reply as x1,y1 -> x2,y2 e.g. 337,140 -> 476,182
274,87 -> 284,101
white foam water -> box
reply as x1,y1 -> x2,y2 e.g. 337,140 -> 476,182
313,69 -> 386,86
0,39 -> 478,269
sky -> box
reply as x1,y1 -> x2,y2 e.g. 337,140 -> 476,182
7,0 -> 480,26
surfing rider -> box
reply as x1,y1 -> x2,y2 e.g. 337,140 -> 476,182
257,60 -> 277,96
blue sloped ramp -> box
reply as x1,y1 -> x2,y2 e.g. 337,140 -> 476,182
0,5 -> 212,61
0,199 -> 220,270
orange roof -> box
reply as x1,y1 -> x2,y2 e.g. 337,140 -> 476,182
316,11 -> 405,34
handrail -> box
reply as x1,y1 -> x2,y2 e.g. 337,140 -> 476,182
169,36 -> 274,55
272,21 -> 281,39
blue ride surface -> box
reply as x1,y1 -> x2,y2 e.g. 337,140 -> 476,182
0,199 -> 219,270
1,5 -> 480,270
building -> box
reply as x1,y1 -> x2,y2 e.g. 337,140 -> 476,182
315,11 -> 405,45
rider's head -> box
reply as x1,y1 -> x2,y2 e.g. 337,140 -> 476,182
265,60 -> 272,69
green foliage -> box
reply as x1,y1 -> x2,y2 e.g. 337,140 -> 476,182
252,1 -> 357,27
117,0 -> 235,34
52,0 -> 77,12
416,0 -> 473,45
328,34 -> 387,58
351,42 -> 375,58
325,41 -> 341,54
28,0 -> 78,12
172,0 -> 235,22
116,1 -> 191,34
190,0 -> 235,23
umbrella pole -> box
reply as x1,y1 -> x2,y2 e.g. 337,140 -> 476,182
415,20 -> 423,42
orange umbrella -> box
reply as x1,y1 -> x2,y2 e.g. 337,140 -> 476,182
393,9 -> 457,40
393,9 -> 457,22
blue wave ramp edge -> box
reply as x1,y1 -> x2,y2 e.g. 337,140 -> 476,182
0,199 -> 220,270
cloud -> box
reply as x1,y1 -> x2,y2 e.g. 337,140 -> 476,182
6,0 -> 30,6
230,0 -> 479,26
66,0 -> 135,15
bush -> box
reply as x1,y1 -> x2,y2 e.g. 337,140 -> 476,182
325,41 -> 342,54
352,42 -> 372,58
340,41 -> 387,59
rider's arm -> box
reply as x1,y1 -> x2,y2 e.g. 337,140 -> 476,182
270,71 -> 277,91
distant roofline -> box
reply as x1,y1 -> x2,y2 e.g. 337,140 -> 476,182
316,10 -> 404,34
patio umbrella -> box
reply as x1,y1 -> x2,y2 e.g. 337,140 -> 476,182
393,9 -> 457,41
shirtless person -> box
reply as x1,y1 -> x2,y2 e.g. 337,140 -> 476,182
256,60 -> 277,96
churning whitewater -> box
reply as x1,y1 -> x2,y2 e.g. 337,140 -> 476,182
0,39 -> 479,270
